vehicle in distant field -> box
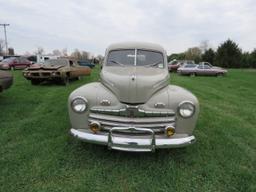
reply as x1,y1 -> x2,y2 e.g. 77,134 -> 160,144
68,42 -> 199,152
0,55 -> 21,62
177,62 -> 227,76
78,60 -> 95,68
23,58 -> 91,85
168,60 -> 180,72
0,57 -> 32,70
168,60 -> 195,72
0,70 -> 13,92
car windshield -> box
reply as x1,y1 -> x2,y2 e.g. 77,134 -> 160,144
107,49 -> 164,68
44,59 -> 69,66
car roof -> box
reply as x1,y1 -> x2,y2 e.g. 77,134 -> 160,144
106,42 -> 166,53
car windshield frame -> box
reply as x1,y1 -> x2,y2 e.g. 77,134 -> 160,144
106,49 -> 165,68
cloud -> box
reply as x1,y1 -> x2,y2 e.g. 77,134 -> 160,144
0,0 -> 255,55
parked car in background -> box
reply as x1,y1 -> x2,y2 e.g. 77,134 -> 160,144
0,70 -> 13,92
0,57 -> 31,70
78,60 -> 95,68
177,63 -> 198,75
168,60 -> 180,72
177,62 -> 227,76
23,58 -> 91,85
69,42 -> 199,152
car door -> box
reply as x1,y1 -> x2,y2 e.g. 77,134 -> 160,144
71,61 -> 91,77
17,57 -> 27,69
196,64 -> 204,75
203,64 -> 215,75
13,57 -> 22,69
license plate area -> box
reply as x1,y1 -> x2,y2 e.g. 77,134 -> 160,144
108,127 -> 156,152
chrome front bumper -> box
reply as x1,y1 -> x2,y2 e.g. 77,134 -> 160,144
70,127 -> 196,152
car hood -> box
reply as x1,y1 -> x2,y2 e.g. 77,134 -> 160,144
27,65 -> 65,70
100,66 -> 169,104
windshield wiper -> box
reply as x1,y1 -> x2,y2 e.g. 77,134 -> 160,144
145,61 -> 162,67
109,60 -> 125,67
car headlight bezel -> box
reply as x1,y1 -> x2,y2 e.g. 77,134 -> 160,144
178,101 -> 195,118
71,96 -> 88,113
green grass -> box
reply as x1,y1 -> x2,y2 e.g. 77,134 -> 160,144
1,67 -> 255,192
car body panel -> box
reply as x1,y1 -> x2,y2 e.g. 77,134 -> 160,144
0,70 -> 13,92
68,42 -> 199,152
78,60 -> 95,68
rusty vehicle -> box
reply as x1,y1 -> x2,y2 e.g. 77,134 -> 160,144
0,70 -> 13,92
177,62 -> 227,76
23,59 -> 91,85
68,42 -> 199,152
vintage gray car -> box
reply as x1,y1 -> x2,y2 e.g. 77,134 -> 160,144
68,42 -> 199,152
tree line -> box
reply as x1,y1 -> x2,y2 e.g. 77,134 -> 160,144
168,39 -> 256,68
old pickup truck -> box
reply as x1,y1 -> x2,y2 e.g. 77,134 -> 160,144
68,42 -> 199,152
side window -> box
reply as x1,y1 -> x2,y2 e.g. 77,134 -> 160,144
204,65 -> 211,69
16,58 -> 21,63
20,57 -> 26,63
198,65 -> 204,69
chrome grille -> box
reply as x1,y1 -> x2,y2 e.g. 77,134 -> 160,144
88,106 -> 176,135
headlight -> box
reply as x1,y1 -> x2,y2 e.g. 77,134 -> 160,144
71,97 -> 87,113
178,101 -> 195,118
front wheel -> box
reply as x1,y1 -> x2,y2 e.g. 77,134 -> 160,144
63,77 -> 70,86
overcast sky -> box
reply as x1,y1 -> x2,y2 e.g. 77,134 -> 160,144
0,0 -> 255,56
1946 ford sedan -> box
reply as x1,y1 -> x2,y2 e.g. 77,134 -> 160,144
68,42 -> 199,152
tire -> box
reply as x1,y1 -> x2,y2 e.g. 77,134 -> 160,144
63,77 -> 70,86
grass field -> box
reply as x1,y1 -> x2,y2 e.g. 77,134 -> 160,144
1,67 -> 256,192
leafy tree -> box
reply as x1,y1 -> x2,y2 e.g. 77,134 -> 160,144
167,53 -> 185,62
201,48 -> 215,64
250,49 -> 256,68
185,47 -> 202,63
215,39 -> 242,68
241,52 -> 251,68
